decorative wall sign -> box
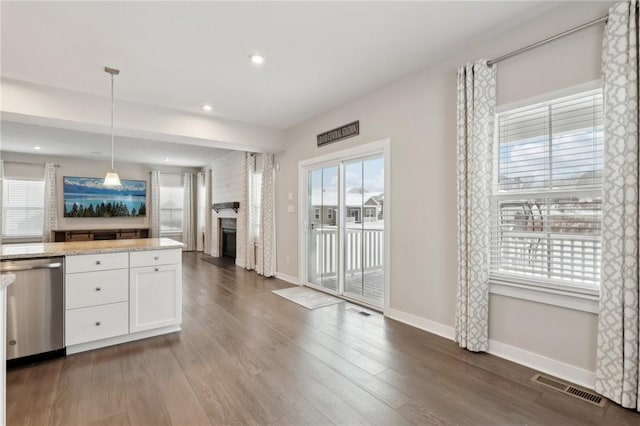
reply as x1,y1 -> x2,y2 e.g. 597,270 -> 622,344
317,121 -> 359,147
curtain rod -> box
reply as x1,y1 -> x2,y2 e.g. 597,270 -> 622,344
487,15 -> 608,66
2,160 -> 59,167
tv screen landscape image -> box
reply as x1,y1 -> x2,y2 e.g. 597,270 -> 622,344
63,176 -> 147,218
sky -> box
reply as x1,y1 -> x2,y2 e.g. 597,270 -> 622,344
309,156 -> 384,197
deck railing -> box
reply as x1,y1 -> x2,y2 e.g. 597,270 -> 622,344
309,226 -> 383,279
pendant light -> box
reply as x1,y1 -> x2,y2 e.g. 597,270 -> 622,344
103,66 -> 122,187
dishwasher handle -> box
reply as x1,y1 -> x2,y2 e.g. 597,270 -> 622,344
1,262 -> 62,272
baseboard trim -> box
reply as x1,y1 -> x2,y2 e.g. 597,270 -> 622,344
275,272 -> 300,285
66,325 -> 181,355
386,308 -> 455,340
487,340 -> 596,390
385,308 -> 595,390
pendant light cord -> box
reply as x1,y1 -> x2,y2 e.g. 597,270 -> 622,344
110,73 -> 115,171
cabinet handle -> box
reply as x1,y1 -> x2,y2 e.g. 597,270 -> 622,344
96,287 -> 101,292
154,267 -> 159,272
95,321 -> 101,326
154,256 -> 159,260
96,260 -> 101,265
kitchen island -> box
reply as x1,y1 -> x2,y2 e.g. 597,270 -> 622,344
1,238 -> 184,355
0,274 -> 15,426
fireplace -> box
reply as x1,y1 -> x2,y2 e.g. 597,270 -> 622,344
219,218 -> 237,259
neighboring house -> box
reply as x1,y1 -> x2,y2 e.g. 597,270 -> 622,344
310,190 -> 383,226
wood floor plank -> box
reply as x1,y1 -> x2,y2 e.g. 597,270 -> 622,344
9,357 -> 63,426
48,351 -> 94,426
6,252 -> 640,426
86,411 -> 131,426
144,338 -> 212,426
82,346 -> 127,424
119,340 -> 172,426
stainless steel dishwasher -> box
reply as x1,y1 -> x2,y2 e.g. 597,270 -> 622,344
1,257 -> 64,361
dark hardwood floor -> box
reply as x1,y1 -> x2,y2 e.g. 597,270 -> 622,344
7,252 -> 640,425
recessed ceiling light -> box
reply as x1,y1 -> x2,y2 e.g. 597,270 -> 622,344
164,158 -> 170,162
33,146 -> 41,150
249,53 -> 265,65
202,104 -> 213,112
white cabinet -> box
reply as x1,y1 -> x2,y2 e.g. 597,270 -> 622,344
65,254 -> 130,347
66,269 -> 128,309
65,302 -> 129,346
64,248 -> 182,353
65,252 -> 129,273
129,249 -> 182,333
130,249 -> 182,268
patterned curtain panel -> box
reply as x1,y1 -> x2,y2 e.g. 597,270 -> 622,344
595,0 -> 640,411
455,60 -> 496,352
204,169 -> 213,255
182,173 -> 195,251
238,152 -> 255,269
0,161 -> 4,243
256,154 -> 275,277
149,170 -> 161,238
196,172 -> 205,252
42,162 -> 59,243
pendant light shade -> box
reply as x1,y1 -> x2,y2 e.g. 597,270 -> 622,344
104,66 -> 122,187
103,172 -> 122,187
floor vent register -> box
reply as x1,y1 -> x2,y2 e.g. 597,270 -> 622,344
531,373 -> 606,407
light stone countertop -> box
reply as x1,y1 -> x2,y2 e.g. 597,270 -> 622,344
0,238 -> 184,260
0,274 -> 15,291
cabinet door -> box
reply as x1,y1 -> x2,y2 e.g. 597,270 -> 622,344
129,264 -> 181,333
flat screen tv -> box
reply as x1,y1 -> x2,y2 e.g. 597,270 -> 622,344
63,176 -> 147,218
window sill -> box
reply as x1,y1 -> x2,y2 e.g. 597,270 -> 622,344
489,276 -> 599,314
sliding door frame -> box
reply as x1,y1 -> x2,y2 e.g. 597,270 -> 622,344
298,138 -> 391,314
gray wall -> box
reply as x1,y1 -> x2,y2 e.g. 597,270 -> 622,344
274,1 -> 611,379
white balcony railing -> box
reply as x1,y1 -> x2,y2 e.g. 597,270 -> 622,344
309,226 -> 384,280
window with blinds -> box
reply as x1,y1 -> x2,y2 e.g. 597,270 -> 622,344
491,88 -> 603,290
160,186 -> 184,233
2,178 -> 45,238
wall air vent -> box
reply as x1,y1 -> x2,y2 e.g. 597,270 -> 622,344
531,374 -> 606,407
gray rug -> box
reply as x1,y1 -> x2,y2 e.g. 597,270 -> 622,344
272,286 -> 344,310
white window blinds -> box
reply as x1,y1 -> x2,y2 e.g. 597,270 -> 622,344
2,178 -> 45,238
160,186 -> 184,233
159,174 -> 184,234
491,89 -> 603,289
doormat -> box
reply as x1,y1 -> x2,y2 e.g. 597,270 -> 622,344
272,286 -> 344,310
201,256 -> 236,267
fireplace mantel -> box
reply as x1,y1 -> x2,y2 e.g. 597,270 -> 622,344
212,202 -> 240,213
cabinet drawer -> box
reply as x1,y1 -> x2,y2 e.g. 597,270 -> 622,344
66,252 -> 129,273
130,249 -> 181,268
65,302 -> 128,346
66,269 -> 129,309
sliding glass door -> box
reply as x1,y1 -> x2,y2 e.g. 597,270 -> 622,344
343,156 -> 384,306
307,165 -> 339,292
304,154 -> 385,307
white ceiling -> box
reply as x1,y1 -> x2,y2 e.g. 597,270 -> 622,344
1,1 -> 559,130
0,121 -> 231,167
